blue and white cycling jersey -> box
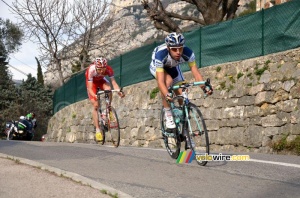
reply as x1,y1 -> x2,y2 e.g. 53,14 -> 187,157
149,43 -> 196,84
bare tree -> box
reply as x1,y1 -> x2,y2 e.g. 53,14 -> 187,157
12,0 -> 72,86
142,0 -> 240,32
11,0 -> 116,85
69,0 -> 113,70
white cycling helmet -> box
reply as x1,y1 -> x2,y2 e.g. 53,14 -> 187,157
165,32 -> 185,47
95,57 -> 107,68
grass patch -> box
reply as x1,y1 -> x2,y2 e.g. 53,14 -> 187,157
150,87 -> 160,99
219,81 -> 226,90
272,134 -> 288,151
101,190 -> 118,198
237,72 -> 244,79
227,84 -> 234,92
228,75 -> 236,83
216,66 -> 221,72
255,65 -> 269,76
272,135 -> 300,155
265,60 -> 271,65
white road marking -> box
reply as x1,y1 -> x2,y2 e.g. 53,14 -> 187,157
249,159 -> 300,168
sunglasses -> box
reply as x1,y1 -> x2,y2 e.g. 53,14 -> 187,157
169,47 -> 183,53
96,67 -> 106,70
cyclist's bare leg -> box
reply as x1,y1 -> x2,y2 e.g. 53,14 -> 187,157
91,99 -> 100,130
174,89 -> 183,105
102,82 -> 112,106
162,72 -> 173,108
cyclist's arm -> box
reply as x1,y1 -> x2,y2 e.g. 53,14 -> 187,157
110,77 -> 120,90
110,77 -> 125,97
87,81 -> 96,98
189,61 -> 213,94
189,61 -> 204,82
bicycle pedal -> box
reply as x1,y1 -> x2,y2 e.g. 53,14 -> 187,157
179,134 -> 186,142
163,131 -> 175,137
166,128 -> 177,133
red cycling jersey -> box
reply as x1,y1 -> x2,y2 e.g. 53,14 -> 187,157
85,63 -> 114,82
85,63 -> 115,100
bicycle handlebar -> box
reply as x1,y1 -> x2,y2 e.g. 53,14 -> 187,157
97,88 -> 123,95
170,79 -> 212,91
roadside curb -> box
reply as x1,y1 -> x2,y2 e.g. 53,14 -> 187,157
0,153 -> 133,198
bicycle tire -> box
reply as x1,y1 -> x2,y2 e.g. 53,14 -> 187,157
106,107 -> 120,147
97,110 -> 106,145
185,103 -> 209,166
160,107 -> 181,159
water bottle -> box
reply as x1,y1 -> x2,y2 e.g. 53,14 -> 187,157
173,108 -> 182,123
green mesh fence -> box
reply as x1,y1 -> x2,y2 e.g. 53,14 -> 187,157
53,1 -> 300,113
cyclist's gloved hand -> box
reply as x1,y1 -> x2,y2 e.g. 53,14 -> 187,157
165,93 -> 173,102
202,86 -> 213,95
202,79 -> 213,95
118,88 -> 125,98
118,91 -> 125,98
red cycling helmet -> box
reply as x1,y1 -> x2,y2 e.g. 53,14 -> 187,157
95,57 -> 107,68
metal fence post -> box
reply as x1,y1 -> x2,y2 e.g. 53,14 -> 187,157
199,28 -> 202,68
262,8 -> 265,56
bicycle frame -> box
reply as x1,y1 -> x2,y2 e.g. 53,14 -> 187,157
163,81 -> 208,137
161,79 -> 211,163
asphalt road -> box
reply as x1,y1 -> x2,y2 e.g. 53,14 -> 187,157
0,140 -> 300,198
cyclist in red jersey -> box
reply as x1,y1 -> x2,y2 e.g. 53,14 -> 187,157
85,57 -> 125,142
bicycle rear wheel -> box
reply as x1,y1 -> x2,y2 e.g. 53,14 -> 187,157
185,103 -> 209,166
160,107 -> 181,159
106,107 -> 120,147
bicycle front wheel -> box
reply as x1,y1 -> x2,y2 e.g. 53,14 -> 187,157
160,107 -> 181,159
107,107 -> 120,147
185,103 -> 209,166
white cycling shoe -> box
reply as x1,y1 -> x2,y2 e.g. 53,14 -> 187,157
165,116 -> 176,129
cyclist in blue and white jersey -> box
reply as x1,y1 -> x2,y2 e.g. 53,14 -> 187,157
149,32 -> 212,130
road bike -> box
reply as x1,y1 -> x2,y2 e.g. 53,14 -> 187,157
160,79 -> 212,166
97,89 -> 121,147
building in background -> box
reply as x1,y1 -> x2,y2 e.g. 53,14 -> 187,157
256,0 -> 290,10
